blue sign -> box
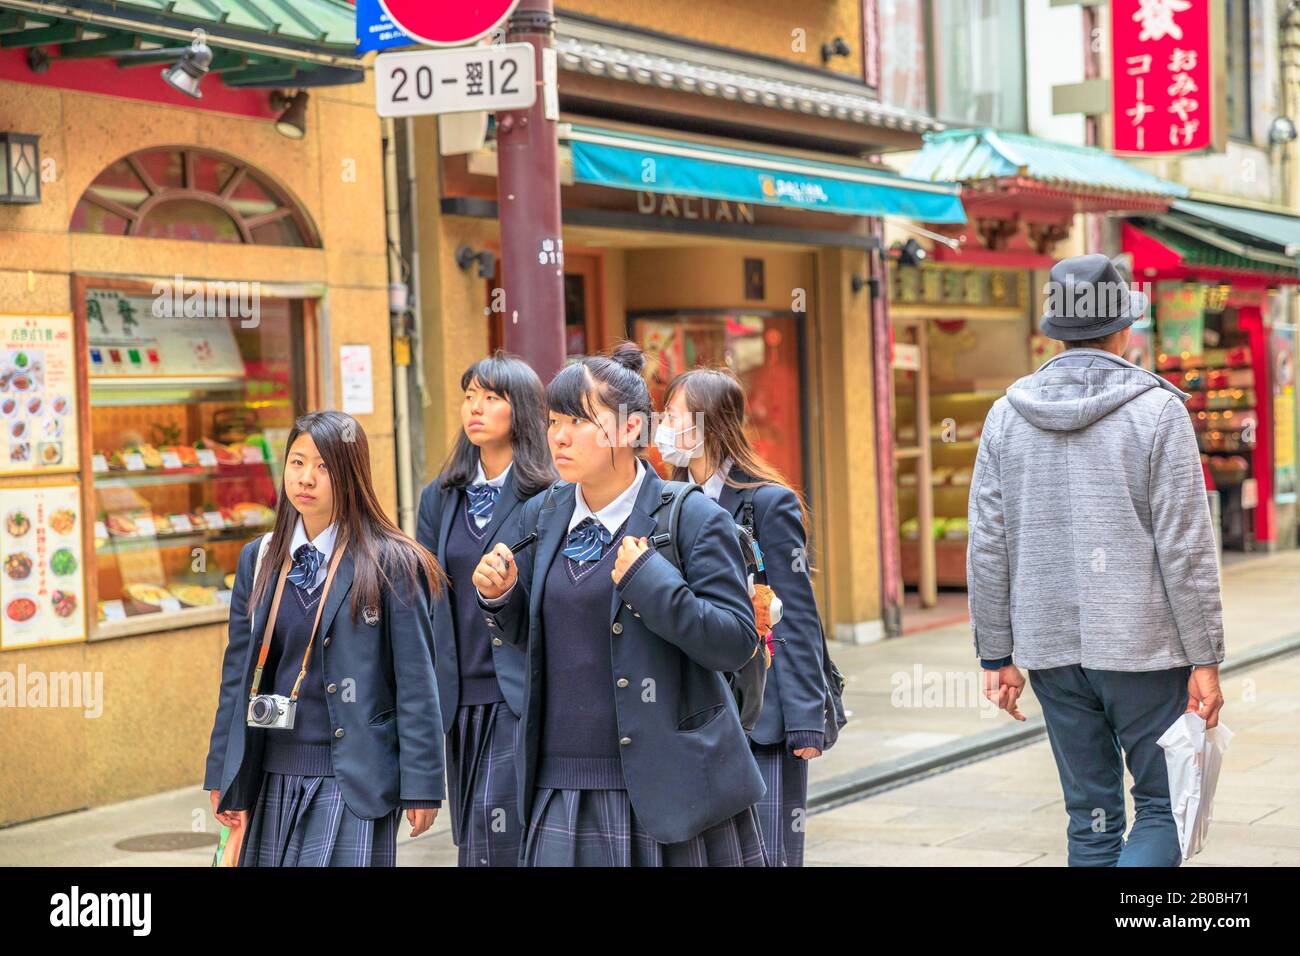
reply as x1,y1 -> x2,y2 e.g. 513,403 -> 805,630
356,0 -> 417,53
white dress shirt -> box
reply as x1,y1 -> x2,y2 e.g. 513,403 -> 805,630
289,517 -> 337,591
568,458 -> 649,537
479,459 -> 648,606
471,459 -> 513,528
700,457 -> 735,502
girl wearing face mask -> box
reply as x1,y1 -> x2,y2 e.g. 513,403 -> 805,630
416,353 -> 555,867
204,411 -> 446,866
473,342 -> 766,867
658,367 -> 832,867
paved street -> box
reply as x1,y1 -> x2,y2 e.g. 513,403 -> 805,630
1,551 -> 1296,867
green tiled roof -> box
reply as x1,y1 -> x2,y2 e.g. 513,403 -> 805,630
1136,220 -> 1298,277
907,128 -> 1188,199
0,0 -> 363,82
1172,199 -> 1300,254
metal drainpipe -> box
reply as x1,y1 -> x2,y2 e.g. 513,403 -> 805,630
383,116 -> 416,536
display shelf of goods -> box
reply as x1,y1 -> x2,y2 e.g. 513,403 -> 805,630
87,381 -> 288,635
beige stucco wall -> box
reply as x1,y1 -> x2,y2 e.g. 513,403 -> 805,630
0,73 -> 394,827
558,0 -> 866,79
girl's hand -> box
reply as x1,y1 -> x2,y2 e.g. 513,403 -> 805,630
209,789 -> 248,830
612,536 -> 649,585
407,807 -> 437,837
793,748 -> 822,760
473,543 -> 517,599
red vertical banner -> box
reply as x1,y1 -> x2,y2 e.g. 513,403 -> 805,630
862,0 -> 881,92
1111,0 -> 1216,154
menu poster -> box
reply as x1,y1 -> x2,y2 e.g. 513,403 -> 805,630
85,287 -> 245,378
1156,283 -> 1205,358
340,344 -> 374,415
0,314 -> 79,475
1272,325 -> 1298,505
1,483 -> 85,648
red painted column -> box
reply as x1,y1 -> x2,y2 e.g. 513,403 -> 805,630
497,0 -> 565,383
870,230 -> 903,637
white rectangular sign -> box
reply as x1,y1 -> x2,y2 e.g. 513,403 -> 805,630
375,43 -> 536,118
340,344 -> 375,416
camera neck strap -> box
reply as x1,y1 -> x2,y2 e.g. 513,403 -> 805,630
248,542 -> 346,703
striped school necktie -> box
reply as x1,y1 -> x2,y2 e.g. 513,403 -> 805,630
287,543 -> 324,590
563,517 -> 613,563
465,483 -> 500,521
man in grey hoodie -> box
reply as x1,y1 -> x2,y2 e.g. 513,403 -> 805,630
969,253 -> 1225,867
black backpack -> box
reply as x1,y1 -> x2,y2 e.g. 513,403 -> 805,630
735,486 -> 848,751
646,481 -> 769,731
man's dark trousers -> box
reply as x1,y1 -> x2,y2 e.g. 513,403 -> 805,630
1029,664 -> 1191,867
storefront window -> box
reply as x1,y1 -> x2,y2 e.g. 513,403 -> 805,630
931,0 -> 1026,132
71,147 -> 318,248
878,0 -> 929,115
633,311 -> 804,491
79,281 -> 311,636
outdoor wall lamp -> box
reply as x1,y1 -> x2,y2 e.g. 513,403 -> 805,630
456,244 -> 496,278
1268,116 -> 1297,146
898,238 -> 927,267
271,91 -> 310,140
821,37 -> 851,65
0,132 -> 41,204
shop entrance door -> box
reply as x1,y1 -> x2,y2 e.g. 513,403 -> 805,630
891,316 -> 937,608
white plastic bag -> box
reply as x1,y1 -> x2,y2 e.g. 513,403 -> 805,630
1156,712 -> 1233,861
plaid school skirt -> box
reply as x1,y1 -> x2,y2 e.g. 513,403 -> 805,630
521,787 -> 767,867
445,701 -> 522,867
239,772 -> 400,867
750,741 -> 810,867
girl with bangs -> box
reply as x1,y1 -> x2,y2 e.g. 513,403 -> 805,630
473,342 -> 767,867
417,352 -> 555,867
657,366 -> 836,867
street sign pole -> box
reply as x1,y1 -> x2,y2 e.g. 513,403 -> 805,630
497,0 -> 565,384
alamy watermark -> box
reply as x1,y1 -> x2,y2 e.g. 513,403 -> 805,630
151,274 -> 260,328
0,665 -> 103,718
1041,278 -> 1153,321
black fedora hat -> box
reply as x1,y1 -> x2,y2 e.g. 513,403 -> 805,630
1040,254 -> 1148,341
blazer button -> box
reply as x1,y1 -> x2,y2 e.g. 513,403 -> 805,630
486,619 -> 496,628
616,678 -> 629,688
334,728 -> 344,739
323,637 -> 331,647
492,638 -> 503,647
619,736 -> 632,746
326,683 -> 337,694
611,622 -> 623,634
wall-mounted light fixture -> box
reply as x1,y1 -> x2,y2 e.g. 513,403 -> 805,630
821,37 -> 851,65
898,238 -> 927,267
0,132 -> 41,204
160,33 -> 213,99
271,91 -> 310,140
456,244 -> 496,278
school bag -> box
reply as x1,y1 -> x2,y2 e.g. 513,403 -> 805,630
735,485 -> 848,751
646,481 -> 770,731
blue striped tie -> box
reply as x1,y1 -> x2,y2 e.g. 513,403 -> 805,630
287,543 -> 323,590
563,517 -> 613,563
466,483 -> 500,521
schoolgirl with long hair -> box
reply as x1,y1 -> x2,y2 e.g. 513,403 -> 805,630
474,342 -> 767,866
204,410 -> 446,866
416,352 -> 555,866
657,366 -> 832,867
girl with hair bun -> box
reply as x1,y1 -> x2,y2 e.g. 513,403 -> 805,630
474,342 -> 767,866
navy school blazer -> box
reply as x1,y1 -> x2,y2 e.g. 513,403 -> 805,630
718,469 -> 831,750
481,465 -> 766,845
203,538 -> 446,820
415,468 -> 528,729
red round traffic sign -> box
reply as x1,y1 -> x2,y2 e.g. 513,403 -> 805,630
377,0 -> 523,47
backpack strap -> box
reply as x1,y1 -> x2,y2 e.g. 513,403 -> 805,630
527,480 -> 568,537
647,480 -> 699,573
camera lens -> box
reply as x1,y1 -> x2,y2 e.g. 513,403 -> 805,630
249,697 -> 274,725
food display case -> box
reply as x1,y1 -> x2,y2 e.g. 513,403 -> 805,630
79,280 -> 311,638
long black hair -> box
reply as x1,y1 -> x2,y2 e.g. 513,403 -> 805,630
545,341 -> 652,462
251,411 -> 445,615
438,351 -> 555,496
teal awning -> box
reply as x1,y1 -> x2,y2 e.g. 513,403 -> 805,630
1171,199 -> 1300,257
907,128 -> 1187,203
566,125 -> 966,223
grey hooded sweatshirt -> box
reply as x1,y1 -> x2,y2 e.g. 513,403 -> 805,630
967,348 -> 1225,671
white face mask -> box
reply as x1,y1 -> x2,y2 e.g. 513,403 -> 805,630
654,422 -> 702,467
